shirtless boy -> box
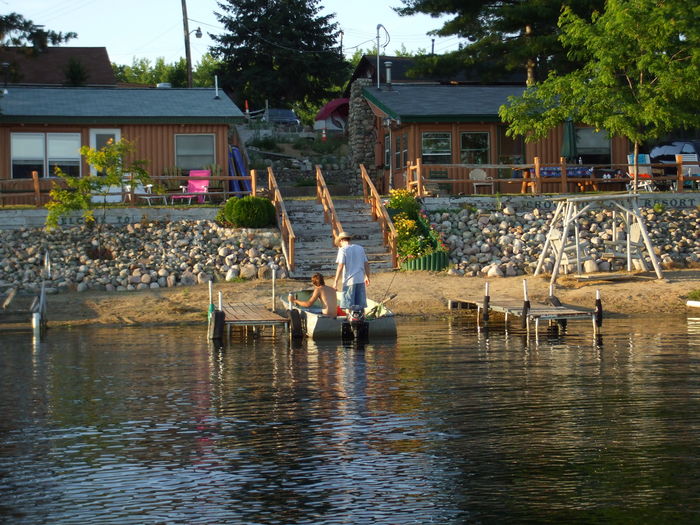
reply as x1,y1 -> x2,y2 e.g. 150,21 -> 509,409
290,273 -> 338,318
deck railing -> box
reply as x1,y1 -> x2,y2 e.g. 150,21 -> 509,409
402,156 -> 700,196
265,167 -> 296,272
316,165 -> 344,246
360,164 -> 397,268
0,169 -> 258,207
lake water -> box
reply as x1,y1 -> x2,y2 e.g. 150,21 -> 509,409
2,315 -> 700,523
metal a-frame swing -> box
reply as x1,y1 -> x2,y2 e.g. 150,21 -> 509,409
534,193 -> 664,286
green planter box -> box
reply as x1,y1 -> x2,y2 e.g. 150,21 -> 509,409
400,251 -> 450,271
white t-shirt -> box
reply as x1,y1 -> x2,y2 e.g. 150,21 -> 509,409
336,243 -> 368,286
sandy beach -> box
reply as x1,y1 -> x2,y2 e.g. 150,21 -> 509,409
43,268 -> 700,327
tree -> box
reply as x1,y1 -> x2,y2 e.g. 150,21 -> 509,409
112,54 -> 221,88
210,0 -> 349,111
499,0 -> 700,190
1,12 -> 75,51
46,139 -> 152,258
395,0 -> 604,84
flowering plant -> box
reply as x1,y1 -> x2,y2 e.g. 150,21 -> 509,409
390,192 -> 447,261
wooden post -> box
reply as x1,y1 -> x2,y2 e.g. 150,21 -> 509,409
250,168 -> 257,197
560,156 -> 567,194
534,157 -> 541,195
31,170 -> 41,207
416,158 -> 423,196
675,154 -> 685,193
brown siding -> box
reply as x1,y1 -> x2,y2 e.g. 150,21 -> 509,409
0,122 -> 233,181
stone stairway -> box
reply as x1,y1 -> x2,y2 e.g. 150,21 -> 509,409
284,198 -> 395,279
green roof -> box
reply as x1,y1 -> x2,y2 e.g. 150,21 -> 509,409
0,86 -> 245,124
363,84 -> 525,123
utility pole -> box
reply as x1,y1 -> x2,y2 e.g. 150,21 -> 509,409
181,0 -> 193,88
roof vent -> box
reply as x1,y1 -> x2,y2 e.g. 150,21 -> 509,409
384,61 -> 392,90
156,82 -> 172,89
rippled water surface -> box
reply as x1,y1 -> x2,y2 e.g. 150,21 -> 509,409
2,316 -> 700,523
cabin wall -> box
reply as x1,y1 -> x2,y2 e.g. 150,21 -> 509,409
0,122 -> 234,181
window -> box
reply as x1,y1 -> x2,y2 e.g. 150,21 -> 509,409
395,135 -> 401,170
576,127 -> 610,164
460,132 -> 490,164
384,133 -> 390,168
11,132 -> 80,179
402,134 -> 408,168
175,134 -> 215,171
422,132 -> 451,165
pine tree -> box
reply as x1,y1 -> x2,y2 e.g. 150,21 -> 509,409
395,0 -> 604,83
1,12 -> 75,52
211,0 -> 349,111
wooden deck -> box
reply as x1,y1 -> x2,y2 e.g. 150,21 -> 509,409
220,302 -> 288,337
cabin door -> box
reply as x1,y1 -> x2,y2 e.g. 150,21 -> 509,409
89,129 -> 122,176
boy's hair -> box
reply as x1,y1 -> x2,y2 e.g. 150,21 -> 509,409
311,273 -> 325,287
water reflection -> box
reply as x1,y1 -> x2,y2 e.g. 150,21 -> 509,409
1,316 -> 699,523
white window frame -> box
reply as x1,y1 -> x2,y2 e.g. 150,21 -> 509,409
174,133 -> 216,172
11,132 -> 81,179
89,128 -> 122,176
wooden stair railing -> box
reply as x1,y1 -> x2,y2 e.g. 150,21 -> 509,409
315,165 -> 344,246
360,164 -> 398,268
265,167 -> 296,272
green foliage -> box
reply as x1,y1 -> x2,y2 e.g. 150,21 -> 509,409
63,58 -> 88,86
386,189 -> 421,220
217,196 -> 276,228
388,191 -> 446,261
0,12 -> 75,50
653,202 -> 665,214
211,0 -> 350,112
247,136 -> 282,152
688,290 -> 700,301
112,54 -> 220,88
45,139 -> 151,230
499,0 -> 700,159
395,0 -> 604,82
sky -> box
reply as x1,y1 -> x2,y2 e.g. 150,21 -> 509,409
10,0 -> 462,66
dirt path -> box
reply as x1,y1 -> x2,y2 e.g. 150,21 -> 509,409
44,269 -> 700,327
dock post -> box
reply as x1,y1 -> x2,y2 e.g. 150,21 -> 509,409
271,264 -> 277,311
32,312 -> 42,341
482,282 -> 490,327
594,289 -> 603,335
521,279 -> 530,328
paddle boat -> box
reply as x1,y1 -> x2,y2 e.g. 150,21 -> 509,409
282,289 -> 396,340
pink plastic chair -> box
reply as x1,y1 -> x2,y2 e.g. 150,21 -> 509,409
171,170 -> 211,204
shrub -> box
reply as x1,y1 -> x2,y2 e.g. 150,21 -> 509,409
387,189 -> 421,220
217,196 -> 276,228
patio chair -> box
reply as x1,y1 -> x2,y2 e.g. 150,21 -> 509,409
469,168 -> 494,194
122,173 -> 168,206
170,169 -> 211,204
674,153 -> 700,191
626,154 -> 656,191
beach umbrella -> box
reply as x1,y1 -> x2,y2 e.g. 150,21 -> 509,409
560,118 -> 578,162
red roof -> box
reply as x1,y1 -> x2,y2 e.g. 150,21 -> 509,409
315,98 -> 349,121
0,47 -> 117,86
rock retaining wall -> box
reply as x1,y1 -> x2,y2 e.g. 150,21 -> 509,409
0,221 -> 288,294
427,205 -> 700,277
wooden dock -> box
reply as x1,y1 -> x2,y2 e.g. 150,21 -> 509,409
448,297 -> 599,336
219,302 -> 288,338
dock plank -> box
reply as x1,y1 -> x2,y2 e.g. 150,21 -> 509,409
221,302 -> 288,327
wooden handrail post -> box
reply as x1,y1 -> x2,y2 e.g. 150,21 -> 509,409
560,157 -> 567,194
250,169 -> 257,196
675,154 -> 685,193
534,157 -> 541,195
416,158 -> 423,196
31,170 -> 41,207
